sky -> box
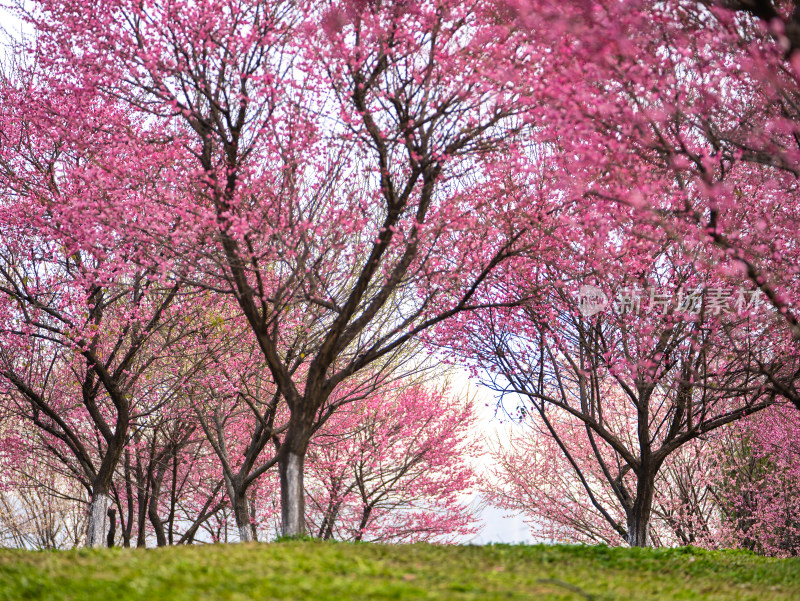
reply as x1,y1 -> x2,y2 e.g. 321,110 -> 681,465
451,371 -> 540,545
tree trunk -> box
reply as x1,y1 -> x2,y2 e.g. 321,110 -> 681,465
232,488 -> 256,543
279,450 -> 306,537
86,490 -> 109,548
148,494 -> 167,547
627,510 -> 650,547
319,500 -> 342,540
136,490 -> 149,548
134,448 -> 149,548
354,505 -> 373,542
122,451 -> 134,547
147,449 -> 171,547
107,508 -> 117,547
627,471 -> 656,547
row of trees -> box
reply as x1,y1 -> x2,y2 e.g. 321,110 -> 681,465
0,347 -> 479,547
1,0 -> 536,544
0,0 -> 799,550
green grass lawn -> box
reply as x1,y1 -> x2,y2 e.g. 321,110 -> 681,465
0,542 -> 797,600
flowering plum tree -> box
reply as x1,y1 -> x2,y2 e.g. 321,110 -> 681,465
487,406 -> 723,547
303,380 -> 479,543
458,235 -> 777,546
0,165 -> 189,547
186,323 -> 286,543
711,401 -> 800,556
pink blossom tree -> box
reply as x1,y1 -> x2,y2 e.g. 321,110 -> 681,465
448,3 -> 800,548
487,393 -> 729,547
458,234 -> 777,546
0,200 -> 188,546
185,323 -> 286,543
0,66 -> 212,546
710,401 -> 800,556
303,380 -> 480,543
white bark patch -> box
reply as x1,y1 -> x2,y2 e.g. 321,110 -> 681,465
238,524 -> 254,543
86,492 -> 109,548
284,452 -> 303,535
627,518 -> 651,547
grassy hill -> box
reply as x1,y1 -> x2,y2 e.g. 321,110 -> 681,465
0,541 -> 797,600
